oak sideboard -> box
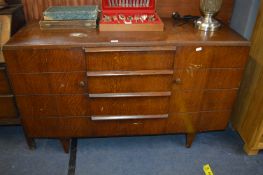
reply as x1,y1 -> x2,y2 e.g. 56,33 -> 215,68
3,19 -> 250,152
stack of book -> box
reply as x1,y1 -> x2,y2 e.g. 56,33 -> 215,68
39,6 -> 98,30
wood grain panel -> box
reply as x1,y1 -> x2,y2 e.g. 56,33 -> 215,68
10,72 -> 87,95
10,73 -> 51,94
171,89 -> 238,112
0,97 -> 18,118
16,95 -> 89,117
88,75 -> 172,93
173,68 -> 244,90
167,111 -> 231,133
22,116 -> 168,137
4,48 -> 85,73
198,111 -> 231,131
205,69 -> 244,89
86,51 -> 175,71
21,0 -> 233,23
201,90 -> 238,111
170,90 -> 203,113
45,49 -> 85,72
90,97 -> 170,115
49,72 -> 87,94
16,95 -> 59,117
4,49 -> 47,73
175,47 -> 249,69
211,47 -> 249,68
0,67 -> 12,94
166,112 -> 199,133
57,95 -> 89,116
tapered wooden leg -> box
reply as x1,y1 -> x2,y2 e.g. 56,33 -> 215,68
60,138 -> 71,154
186,133 -> 196,148
25,137 -> 36,150
244,144 -> 259,156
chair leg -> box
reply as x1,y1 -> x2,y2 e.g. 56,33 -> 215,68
186,133 -> 196,148
60,138 -> 71,154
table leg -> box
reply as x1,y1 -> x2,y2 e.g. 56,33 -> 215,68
60,138 -> 71,153
186,133 -> 196,148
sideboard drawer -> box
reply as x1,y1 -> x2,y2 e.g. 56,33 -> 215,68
175,47 -> 249,69
4,49 -> 85,73
88,75 -> 172,93
0,67 -> 11,94
0,97 -> 17,118
90,97 -> 170,116
86,51 -> 175,71
11,72 -> 87,95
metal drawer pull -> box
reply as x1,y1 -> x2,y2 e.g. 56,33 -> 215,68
89,92 -> 171,98
87,70 -> 174,77
83,46 -> 176,52
91,114 -> 168,121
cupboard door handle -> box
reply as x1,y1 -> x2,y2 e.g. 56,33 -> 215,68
79,81 -> 86,87
174,78 -> 182,84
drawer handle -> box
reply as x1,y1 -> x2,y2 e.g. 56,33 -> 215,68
91,114 -> 168,121
174,78 -> 182,84
83,46 -> 176,52
89,92 -> 171,98
87,70 -> 174,77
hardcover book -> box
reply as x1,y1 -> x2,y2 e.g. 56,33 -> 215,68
43,6 -> 98,20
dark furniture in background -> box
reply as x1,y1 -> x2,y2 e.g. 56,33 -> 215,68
0,63 -> 18,124
0,3 -> 25,125
3,18 -> 250,153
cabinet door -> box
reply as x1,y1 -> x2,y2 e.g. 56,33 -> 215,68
170,46 -> 249,133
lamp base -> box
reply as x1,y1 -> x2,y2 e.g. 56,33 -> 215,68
194,16 -> 221,32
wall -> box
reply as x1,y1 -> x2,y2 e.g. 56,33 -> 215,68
21,0 -> 234,23
231,0 -> 260,39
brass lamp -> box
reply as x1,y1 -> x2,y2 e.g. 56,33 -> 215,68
195,0 -> 222,31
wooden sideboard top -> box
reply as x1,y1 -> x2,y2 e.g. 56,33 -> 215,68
3,18 -> 250,50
